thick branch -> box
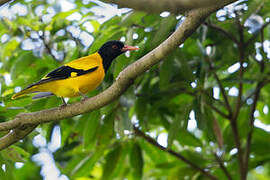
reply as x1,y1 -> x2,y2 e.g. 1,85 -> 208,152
0,2 -> 236,150
102,0 -> 236,14
133,126 -> 218,180
0,0 -> 11,6
0,125 -> 37,149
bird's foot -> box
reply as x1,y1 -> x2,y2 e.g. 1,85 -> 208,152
79,92 -> 88,101
60,103 -> 67,108
60,97 -> 67,108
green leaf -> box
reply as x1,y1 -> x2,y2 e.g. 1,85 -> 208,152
130,142 -> 144,179
97,111 -> 116,148
159,55 -> 174,90
10,51 -> 37,80
90,20 -> 100,33
71,150 -> 104,177
138,139 -> 167,164
176,129 -> 202,147
102,144 -> 123,180
168,99 -> 194,147
251,127 -> 270,156
83,111 -> 101,149
152,15 -> 177,47
120,11 -> 147,27
113,55 -> 128,79
0,146 -> 29,162
1,38 -> 20,59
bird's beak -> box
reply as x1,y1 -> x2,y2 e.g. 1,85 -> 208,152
121,45 -> 139,52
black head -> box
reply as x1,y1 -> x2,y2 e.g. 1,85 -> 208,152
98,40 -> 139,72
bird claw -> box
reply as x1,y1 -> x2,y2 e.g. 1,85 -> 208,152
60,103 -> 67,108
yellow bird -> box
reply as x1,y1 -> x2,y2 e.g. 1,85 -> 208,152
12,40 -> 139,104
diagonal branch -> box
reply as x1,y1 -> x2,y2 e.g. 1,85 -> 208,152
204,22 -> 239,44
214,153 -> 232,180
244,21 -> 270,47
0,6 -> 229,150
243,81 -> 264,176
0,124 -> 37,149
133,126 -> 218,180
39,33 -> 58,60
204,57 -> 233,117
0,0 -> 12,6
205,101 -> 230,119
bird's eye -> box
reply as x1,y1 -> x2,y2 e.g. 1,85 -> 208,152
112,45 -> 118,49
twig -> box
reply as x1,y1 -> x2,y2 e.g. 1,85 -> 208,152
244,21 -> 270,47
214,153 -> 232,180
205,101 -> 230,119
243,28 -> 267,178
231,15 -> 245,180
204,57 -> 233,117
233,16 -> 244,121
39,33 -> 58,60
204,22 -> 239,44
133,126 -> 218,180
243,82 -> 263,177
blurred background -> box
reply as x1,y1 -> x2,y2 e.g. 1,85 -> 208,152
0,0 -> 269,179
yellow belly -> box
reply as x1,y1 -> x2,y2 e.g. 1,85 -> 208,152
36,67 -> 105,98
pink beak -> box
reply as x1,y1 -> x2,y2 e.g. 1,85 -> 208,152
121,45 -> 139,52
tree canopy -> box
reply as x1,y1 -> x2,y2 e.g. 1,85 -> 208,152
0,0 -> 270,179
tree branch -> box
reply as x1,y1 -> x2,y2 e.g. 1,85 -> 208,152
204,57 -> 233,117
102,0 -> 235,14
39,33 -> 58,60
232,16 -> 245,180
204,101 -> 230,119
204,22 -> 239,45
243,28 -> 267,178
233,16 -> 245,121
243,82 -> 263,177
0,0 -> 12,6
244,21 -> 270,47
214,153 -> 232,180
133,126 -> 218,180
0,125 -> 37,149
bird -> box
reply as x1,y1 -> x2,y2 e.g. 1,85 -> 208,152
12,40 -> 139,105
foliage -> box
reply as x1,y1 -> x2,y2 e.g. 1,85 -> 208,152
0,0 -> 270,179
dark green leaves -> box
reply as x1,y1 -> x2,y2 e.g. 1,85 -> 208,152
102,143 -> 123,180
130,142 -> 144,179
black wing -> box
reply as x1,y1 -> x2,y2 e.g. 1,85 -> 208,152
27,65 -> 98,88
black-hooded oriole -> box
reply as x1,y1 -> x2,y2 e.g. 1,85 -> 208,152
12,40 -> 139,104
